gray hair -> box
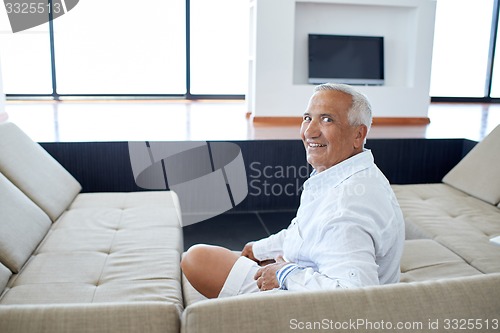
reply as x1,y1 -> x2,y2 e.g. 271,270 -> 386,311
314,83 -> 372,132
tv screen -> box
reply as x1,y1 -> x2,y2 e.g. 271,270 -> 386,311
308,34 -> 384,85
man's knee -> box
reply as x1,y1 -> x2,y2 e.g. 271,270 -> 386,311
181,244 -> 210,275
181,244 -> 239,278
181,244 -> 242,298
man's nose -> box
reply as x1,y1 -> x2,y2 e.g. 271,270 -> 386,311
304,119 -> 321,138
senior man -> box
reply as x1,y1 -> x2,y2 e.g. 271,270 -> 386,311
181,83 -> 405,298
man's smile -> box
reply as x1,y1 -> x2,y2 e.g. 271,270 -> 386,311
307,142 -> 327,148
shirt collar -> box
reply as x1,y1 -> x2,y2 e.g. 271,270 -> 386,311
304,149 -> 374,192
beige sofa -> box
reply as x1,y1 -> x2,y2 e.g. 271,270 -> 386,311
1,121 -> 499,333
0,122 -> 184,333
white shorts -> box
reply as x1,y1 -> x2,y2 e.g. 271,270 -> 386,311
218,256 -> 261,298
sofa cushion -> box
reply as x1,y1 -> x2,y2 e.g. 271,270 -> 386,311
393,183 -> 500,275
442,124 -> 500,205
1,251 -> 182,306
66,192 -> 183,253
0,263 -> 11,293
0,173 -> 51,273
1,191 -> 184,313
392,183 -> 500,240
400,239 -> 481,282
434,234 -> 500,274
0,122 -> 81,221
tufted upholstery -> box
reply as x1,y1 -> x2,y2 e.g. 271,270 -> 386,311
1,192 -> 184,311
392,183 -> 500,277
0,121 -> 185,333
392,184 -> 500,273
392,183 -> 500,240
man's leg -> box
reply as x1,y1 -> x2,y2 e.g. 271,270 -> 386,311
181,244 -> 240,298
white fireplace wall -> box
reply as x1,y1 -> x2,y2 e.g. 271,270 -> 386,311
248,0 -> 437,119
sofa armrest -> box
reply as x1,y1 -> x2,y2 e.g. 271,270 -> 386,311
182,274 -> 500,333
0,302 -> 180,333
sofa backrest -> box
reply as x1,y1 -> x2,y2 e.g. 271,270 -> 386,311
181,273 -> 500,333
0,262 -> 11,293
443,124 -> 500,206
0,172 -> 52,274
0,122 -> 81,221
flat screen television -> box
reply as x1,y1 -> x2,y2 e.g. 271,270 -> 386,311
308,34 -> 384,85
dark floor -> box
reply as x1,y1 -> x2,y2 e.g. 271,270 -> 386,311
182,210 -> 296,251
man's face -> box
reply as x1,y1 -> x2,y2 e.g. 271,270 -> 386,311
300,90 -> 366,173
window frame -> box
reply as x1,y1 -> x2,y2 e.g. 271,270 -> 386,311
4,0 -> 500,102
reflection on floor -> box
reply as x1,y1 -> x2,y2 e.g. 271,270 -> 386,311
4,100 -> 500,142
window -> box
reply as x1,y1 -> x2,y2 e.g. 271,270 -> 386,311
0,10 -> 52,94
430,0 -> 495,97
3,1 -> 500,99
53,0 -> 186,95
189,0 -> 248,95
1,0 -> 249,97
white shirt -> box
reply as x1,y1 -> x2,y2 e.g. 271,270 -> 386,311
252,150 -> 405,291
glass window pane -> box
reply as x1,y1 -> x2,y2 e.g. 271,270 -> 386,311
430,0 -> 494,97
53,0 -> 186,95
0,10 -> 52,94
190,0 -> 248,95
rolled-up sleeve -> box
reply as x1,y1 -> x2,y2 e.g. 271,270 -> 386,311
282,221 -> 380,291
252,228 -> 288,261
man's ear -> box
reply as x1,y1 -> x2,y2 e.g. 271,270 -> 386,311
353,125 -> 368,149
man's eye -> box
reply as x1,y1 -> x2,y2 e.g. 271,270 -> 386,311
303,116 -> 312,121
322,117 -> 333,123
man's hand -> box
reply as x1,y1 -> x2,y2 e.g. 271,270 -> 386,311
241,242 -> 258,262
254,256 -> 288,291
241,242 -> 276,266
